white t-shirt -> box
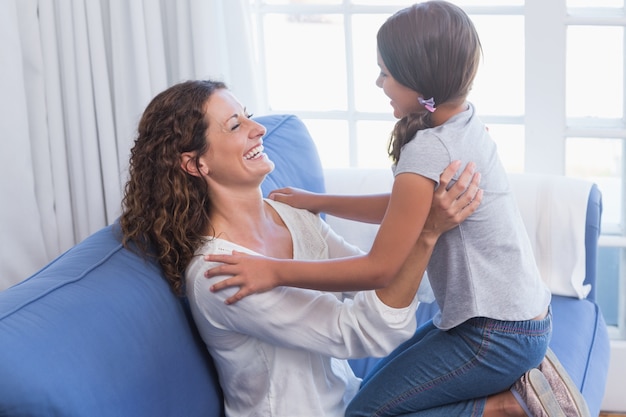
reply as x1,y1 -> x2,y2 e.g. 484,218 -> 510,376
186,199 -> 419,417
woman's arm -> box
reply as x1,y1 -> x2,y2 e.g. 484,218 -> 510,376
207,161 -> 481,304
189,260 -> 418,359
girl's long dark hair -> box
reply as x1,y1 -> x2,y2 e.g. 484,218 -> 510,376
378,1 -> 482,163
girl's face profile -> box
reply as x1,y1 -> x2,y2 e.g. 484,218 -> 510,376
376,50 -> 422,119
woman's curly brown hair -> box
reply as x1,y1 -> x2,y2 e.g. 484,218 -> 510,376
378,1 -> 482,163
120,80 -> 226,296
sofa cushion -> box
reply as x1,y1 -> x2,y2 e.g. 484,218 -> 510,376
0,224 -> 223,417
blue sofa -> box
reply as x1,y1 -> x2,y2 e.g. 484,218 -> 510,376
0,114 -> 610,416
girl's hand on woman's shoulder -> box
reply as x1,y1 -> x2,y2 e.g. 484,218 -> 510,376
268,187 -> 322,213
205,251 -> 282,304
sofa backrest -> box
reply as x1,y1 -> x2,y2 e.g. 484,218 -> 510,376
0,223 -> 223,417
257,113 -> 326,197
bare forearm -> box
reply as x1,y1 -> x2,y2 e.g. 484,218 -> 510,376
316,194 -> 390,224
275,254 -> 398,292
375,231 -> 438,308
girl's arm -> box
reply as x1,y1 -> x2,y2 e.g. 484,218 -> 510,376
269,160 -> 475,225
374,226 -> 437,308
269,189 -> 390,224
375,165 -> 483,308
208,174 -> 432,303
207,161 -> 480,304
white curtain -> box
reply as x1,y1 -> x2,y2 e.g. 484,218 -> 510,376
0,0 -> 262,291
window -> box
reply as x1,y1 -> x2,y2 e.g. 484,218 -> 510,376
249,0 -> 626,339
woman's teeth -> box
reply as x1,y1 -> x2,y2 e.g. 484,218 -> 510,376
244,145 -> 264,160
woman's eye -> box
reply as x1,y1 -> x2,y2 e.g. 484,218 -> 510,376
229,111 -> 254,131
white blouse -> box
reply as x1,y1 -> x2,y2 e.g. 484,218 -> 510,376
186,199 -> 419,417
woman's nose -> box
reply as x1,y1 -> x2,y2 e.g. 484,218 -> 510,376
250,119 -> 266,138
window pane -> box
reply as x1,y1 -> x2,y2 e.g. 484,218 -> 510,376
356,120 -> 396,168
262,0 -> 342,4
469,16 -> 524,116
352,14 -> 393,113
487,124 -> 525,173
566,26 -> 623,118
350,0 -> 417,5
263,14 -> 347,111
352,0 -> 523,4
567,0 -> 623,7
449,0 -> 523,5
302,119 -> 350,168
565,137 -> 622,225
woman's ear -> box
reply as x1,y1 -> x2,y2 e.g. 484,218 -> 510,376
180,152 -> 204,177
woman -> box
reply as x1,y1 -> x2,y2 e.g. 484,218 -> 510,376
119,79 -> 549,417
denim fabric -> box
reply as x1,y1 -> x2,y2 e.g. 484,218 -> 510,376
346,309 -> 552,417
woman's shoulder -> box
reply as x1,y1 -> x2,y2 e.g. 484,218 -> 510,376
265,198 -> 321,226
185,238 -> 258,285
195,237 -> 258,257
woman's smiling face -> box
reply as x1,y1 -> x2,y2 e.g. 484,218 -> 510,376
198,89 -> 273,187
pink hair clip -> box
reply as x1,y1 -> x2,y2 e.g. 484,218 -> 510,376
418,97 -> 436,112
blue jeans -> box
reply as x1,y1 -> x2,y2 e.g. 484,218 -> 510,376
346,309 -> 552,417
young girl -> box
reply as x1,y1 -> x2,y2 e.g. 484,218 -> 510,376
207,2 -> 589,416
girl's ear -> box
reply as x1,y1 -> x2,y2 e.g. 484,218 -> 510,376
180,152 -> 204,177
